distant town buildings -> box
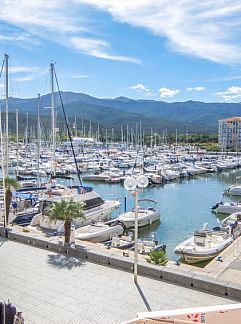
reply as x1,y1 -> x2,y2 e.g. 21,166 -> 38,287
218,117 -> 241,150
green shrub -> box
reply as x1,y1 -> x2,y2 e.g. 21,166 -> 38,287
146,249 -> 168,265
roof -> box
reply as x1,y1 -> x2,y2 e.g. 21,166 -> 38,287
219,117 -> 241,122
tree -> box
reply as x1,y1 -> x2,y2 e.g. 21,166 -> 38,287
48,199 -> 85,244
1,177 -> 20,225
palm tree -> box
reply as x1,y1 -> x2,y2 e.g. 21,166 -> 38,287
1,177 -> 20,225
48,198 -> 85,244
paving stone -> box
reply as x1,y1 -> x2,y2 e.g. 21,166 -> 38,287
0,238 -> 236,324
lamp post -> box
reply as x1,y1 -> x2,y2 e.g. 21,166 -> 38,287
124,175 -> 149,283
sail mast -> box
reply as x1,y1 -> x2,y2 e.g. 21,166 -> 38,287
4,54 -> 9,177
50,63 -> 56,176
16,108 -> 19,177
37,94 -> 41,186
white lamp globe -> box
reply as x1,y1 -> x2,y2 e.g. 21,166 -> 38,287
124,177 -> 137,191
136,175 -> 149,188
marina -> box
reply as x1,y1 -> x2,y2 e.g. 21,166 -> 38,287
1,142 -> 241,263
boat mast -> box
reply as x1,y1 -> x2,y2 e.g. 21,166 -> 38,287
37,94 -> 41,186
50,63 -> 56,176
4,54 -> 9,177
16,108 -> 19,178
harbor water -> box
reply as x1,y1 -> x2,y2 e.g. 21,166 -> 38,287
78,169 -> 241,261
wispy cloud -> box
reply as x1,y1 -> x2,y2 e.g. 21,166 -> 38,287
0,0 -> 140,64
9,66 -> 40,73
3,1 -> 241,64
130,83 -> 152,96
187,86 -> 205,91
69,37 -> 141,63
159,87 -> 179,98
72,74 -> 88,79
14,76 -> 35,82
215,86 -> 241,101
79,0 -> 241,64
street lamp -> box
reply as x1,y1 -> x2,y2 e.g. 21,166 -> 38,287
124,175 -> 149,283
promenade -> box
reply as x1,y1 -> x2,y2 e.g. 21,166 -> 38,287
0,238 -> 236,324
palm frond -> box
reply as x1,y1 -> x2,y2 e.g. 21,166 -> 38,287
48,198 -> 85,222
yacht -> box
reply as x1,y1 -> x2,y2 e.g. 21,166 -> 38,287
29,184 -> 120,230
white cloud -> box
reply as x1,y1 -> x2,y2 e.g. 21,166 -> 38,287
187,86 -> 205,91
159,87 -> 179,98
130,83 -> 152,96
15,76 -> 35,82
69,37 -> 141,63
72,74 -> 88,79
0,0 -> 140,64
9,66 -> 39,73
2,1 -> 241,64
78,0 -> 241,64
215,86 -> 241,101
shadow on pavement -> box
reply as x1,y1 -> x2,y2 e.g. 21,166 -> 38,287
0,237 -> 8,247
48,253 -> 86,270
135,282 -> 152,312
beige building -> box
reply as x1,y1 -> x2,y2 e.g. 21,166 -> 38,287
218,116 -> 241,150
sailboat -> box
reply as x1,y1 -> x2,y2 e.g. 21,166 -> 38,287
29,63 -> 120,231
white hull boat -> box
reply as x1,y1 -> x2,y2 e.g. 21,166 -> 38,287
174,230 -> 233,264
75,221 -> 124,243
212,201 -> 241,214
29,185 -> 120,230
220,212 -> 241,236
224,185 -> 241,196
116,199 -> 160,229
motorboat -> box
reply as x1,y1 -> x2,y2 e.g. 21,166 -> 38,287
224,185 -> 241,196
75,220 -> 124,243
224,176 -> 241,196
116,199 -> 160,229
29,184 -> 121,230
174,229 -> 233,264
109,234 -> 135,249
220,212 -> 241,236
212,200 -> 241,214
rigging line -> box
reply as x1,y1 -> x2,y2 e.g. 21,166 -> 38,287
0,57 -> 5,80
53,67 -> 82,187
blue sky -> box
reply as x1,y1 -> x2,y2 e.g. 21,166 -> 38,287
1,1 -> 241,102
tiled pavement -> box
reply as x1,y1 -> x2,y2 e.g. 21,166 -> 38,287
0,238 -> 236,324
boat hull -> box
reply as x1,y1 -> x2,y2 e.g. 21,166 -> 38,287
75,224 -> 124,243
118,211 -> 160,229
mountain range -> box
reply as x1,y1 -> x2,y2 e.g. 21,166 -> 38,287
1,92 -> 241,134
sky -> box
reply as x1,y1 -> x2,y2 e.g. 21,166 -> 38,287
1,1 -> 241,102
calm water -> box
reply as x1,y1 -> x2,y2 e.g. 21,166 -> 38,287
81,169 -> 241,260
